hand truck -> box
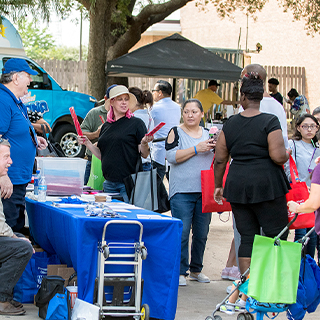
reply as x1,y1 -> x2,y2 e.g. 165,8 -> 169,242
96,220 -> 149,320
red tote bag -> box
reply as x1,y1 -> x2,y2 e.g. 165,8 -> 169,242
201,158 -> 231,213
286,154 -> 315,229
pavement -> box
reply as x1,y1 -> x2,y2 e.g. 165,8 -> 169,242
1,213 -> 320,320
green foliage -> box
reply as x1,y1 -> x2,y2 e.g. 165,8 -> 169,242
16,18 -> 87,61
111,0 -> 132,37
48,45 -> 88,60
17,18 -> 56,59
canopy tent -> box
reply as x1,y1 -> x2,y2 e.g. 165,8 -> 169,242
106,33 -> 242,81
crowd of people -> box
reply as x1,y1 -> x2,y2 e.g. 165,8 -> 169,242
1,57 -> 320,317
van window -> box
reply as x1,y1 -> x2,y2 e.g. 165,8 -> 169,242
2,58 -> 52,90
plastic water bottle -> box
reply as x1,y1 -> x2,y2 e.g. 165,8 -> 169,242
38,175 -> 47,202
34,170 -> 40,196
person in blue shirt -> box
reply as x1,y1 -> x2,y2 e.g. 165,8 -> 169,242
150,80 -> 181,180
0,58 -> 47,233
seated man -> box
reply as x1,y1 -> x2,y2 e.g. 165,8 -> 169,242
0,137 -> 33,316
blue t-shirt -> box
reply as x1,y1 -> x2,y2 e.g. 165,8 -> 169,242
0,84 -> 37,184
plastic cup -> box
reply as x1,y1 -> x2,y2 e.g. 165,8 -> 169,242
66,286 -> 78,309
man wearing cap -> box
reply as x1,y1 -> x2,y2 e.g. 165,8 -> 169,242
0,58 -> 47,233
0,137 -> 33,316
151,80 -> 181,181
80,84 -> 116,185
193,80 -> 237,123
268,77 -> 283,105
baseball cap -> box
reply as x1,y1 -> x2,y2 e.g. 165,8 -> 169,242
2,58 -> 38,75
208,80 -> 220,87
105,84 -> 117,98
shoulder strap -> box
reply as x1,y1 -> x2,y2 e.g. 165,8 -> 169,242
165,126 -> 179,150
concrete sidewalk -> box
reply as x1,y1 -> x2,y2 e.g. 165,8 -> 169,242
1,213 -> 319,319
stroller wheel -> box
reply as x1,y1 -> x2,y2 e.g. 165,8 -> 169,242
237,313 -> 246,320
246,313 -> 254,320
213,315 -> 222,320
141,303 -> 150,320
205,316 -> 214,320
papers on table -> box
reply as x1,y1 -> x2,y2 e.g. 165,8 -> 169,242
136,214 -> 172,220
52,203 -> 88,208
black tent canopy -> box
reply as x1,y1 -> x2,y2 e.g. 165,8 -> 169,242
106,33 -> 242,81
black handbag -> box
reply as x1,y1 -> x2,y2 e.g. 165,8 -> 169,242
35,275 -> 67,319
155,174 -> 170,213
124,157 -> 170,213
37,124 -> 65,157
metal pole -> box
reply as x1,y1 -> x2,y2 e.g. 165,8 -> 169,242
79,7 -> 83,61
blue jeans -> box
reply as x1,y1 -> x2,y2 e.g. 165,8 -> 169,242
0,235 -> 33,301
2,183 -> 28,232
170,193 -> 212,275
103,180 -> 129,203
84,160 -> 91,185
142,162 -> 152,172
294,228 -> 317,258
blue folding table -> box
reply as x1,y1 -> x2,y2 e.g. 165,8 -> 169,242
26,198 -> 182,320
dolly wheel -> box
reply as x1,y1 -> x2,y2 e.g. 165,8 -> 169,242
141,303 -> 150,320
213,315 -> 222,320
237,313 -> 247,320
103,245 -> 110,259
141,247 -> 147,260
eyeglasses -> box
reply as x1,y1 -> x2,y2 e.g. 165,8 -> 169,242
152,89 -> 160,92
300,125 -> 319,130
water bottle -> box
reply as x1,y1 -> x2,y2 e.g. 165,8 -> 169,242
34,170 -> 40,196
38,175 -> 47,202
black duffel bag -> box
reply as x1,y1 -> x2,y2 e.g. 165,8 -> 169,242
35,276 -> 66,319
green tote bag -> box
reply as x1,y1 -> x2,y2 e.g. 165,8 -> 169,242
87,155 -> 104,190
247,235 -> 302,304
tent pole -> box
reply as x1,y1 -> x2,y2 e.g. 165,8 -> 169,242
172,78 -> 177,102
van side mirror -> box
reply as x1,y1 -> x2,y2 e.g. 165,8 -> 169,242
43,73 -> 49,85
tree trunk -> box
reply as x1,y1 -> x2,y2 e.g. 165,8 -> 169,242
87,0 -> 116,100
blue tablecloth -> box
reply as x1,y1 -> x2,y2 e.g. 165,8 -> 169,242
26,198 -> 182,320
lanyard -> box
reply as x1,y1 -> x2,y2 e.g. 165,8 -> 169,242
16,101 -> 38,147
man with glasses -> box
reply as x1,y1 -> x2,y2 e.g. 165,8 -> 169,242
0,137 -> 33,316
150,80 -> 181,181
0,58 -> 47,234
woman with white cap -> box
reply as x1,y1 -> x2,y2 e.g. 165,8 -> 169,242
78,85 -> 153,202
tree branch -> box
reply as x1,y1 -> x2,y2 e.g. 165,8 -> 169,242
108,0 -> 192,59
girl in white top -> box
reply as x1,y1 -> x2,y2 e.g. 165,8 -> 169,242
288,114 -> 320,258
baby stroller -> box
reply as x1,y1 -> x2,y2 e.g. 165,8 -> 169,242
205,213 -> 318,320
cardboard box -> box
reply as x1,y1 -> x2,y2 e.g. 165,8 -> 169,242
47,264 -> 77,286
47,264 -> 67,276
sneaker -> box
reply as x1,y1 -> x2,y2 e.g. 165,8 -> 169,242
189,272 -> 210,283
218,301 -> 235,315
228,266 -> 241,281
234,298 -> 246,312
179,275 -> 187,286
221,267 -> 232,279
